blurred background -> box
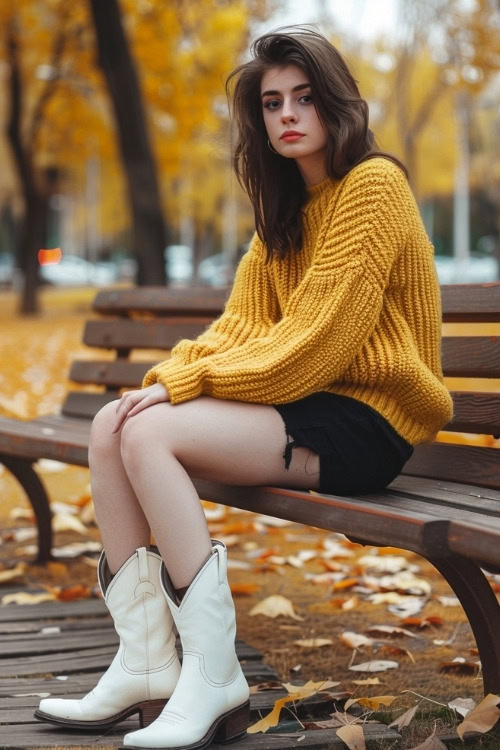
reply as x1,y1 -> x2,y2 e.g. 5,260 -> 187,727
0,0 -> 498,315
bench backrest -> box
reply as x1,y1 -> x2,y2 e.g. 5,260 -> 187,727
66,283 -> 500,490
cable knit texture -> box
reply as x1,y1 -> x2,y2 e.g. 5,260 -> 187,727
143,157 -> 454,445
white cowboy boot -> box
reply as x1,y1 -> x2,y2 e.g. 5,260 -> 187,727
122,539 -> 250,750
35,546 -> 181,729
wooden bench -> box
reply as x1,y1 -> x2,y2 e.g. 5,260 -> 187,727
0,282 -> 499,697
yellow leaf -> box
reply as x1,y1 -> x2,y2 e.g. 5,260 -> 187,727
456,693 -> 500,739
249,594 -> 303,620
247,679 -> 343,733
294,638 -> 333,648
345,695 -> 397,711
336,724 -> 366,750
339,631 -> 374,649
352,678 -> 381,685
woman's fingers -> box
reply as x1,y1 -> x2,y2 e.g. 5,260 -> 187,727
112,384 -> 169,433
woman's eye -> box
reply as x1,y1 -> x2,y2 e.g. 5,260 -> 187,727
263,95 -> 313,110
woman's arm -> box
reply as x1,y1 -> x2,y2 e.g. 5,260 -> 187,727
146,160 -> 410,404
142,232 -> 279,382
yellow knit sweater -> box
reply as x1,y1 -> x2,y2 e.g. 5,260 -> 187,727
143,156 -> 454,445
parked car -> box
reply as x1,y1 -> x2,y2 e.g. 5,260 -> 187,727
40,254 -> 117,286
197,252 -> 236,287
434,254 -> 499,284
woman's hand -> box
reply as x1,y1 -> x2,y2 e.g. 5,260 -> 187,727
112,383 -> 170,433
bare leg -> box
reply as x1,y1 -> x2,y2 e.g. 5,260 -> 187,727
119,396 -> 320,589
88,400 -> 151,574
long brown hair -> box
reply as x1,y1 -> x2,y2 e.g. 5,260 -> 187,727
224,25 -> 408,262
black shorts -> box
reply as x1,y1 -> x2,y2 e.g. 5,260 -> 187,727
273,392 -> 414,495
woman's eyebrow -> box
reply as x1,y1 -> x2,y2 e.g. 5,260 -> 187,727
261,82 -> 311,98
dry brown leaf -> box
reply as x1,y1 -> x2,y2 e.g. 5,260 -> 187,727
321,559 -> 345,572
52,513 -> 88,535
229,583 -> 260,596
351,678 -> 381,686
402,616 -> 443,628
336,724 -> 366,750
345,695 -> 397,711
249,594 -> 303,620
439,660 -> 480,675
366,625 -> 415,638
294,638 -> 333,648
456,693 -> 500,739
281,679 -> 341,694
407,730 -> 448,749
57,585 -> 91,602
388,704 -> 419,729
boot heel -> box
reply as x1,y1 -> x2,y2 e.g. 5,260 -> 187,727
138,699 -> 168,727
215,701 -> 250,744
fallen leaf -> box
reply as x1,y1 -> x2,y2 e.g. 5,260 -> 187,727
255,515 -> 292,527
345,695 -> 397,710
402,616 -> 443,628
339,632 -> 374,649
0,564 -> 26,584
249,594 -> 303,620
407,730 -> 448,749
249,682 -> 283,693
388,704 -> 419,729
349,660 -> 399,673
439,660 -> 480,675
247,680 -> 336,733
336,724 -> 366,750
448,697 -> 476,718
294,638 -> 333,648
57,585 -> 91,602
229,583 -> 260,595
333,595 -> 359,610
333,578 -> 359,590
2,591 -> 57,605
366,625 -> 415,638
351,678 -> 381,686
436,595 -> 460,607
281,680 -> 341,694
52,513 -> 88,535
456,693 -> 500,739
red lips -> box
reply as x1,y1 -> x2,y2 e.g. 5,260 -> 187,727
280,130 -> 305,139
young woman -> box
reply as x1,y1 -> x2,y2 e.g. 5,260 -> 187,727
36,24 -> 453,750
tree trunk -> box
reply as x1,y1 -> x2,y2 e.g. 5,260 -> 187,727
5,23 -> 44,314
88,0 -> 167,285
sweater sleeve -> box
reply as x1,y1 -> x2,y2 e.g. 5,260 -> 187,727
142,231 -> 278,384
148,160 -> 411,405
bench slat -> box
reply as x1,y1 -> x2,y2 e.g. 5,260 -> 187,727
61,392 -> 118,419
92,287 -> 229,316
448,520 -> 500,570
0,417 -> 90,466
388,475 -> 500,513
403,443 -> 500,489
70,360 -> 154,388
442,336 -> 500,377
83,319 -> 209,350
445,391 -> 500,434
441,282 -> 500,322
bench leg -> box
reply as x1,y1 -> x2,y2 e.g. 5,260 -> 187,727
429,554 -> 500,696
0,456 -> 53,564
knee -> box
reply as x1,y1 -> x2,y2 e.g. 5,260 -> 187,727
89,400 -> 121,458
120,403 -> 176,471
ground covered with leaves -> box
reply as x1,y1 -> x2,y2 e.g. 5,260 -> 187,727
0,287 -> 499,749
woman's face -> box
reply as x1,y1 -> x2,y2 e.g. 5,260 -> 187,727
260,64 -> 328,176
